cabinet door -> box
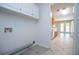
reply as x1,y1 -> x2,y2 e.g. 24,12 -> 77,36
1,3 -> 22,12
34,5 -> 39,19
0,3 -> 39,19
32,4 -> 39,19
5,3 -> 22,10
22,3 -> 33,17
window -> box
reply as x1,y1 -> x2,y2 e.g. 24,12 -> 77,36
65,23 -> 70,32
60,23 -> 64,32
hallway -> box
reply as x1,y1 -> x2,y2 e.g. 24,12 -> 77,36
19,33 -> 73,55
0,3 -> 76,55
48,33 -> 73,55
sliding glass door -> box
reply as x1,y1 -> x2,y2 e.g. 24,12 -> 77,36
60,23 -> 64,32
59,21 -> 72,37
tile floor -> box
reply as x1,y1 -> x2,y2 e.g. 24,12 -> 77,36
22,33 -> 73,55
45,33 -> 73,55
22,45 -> 49,55
49,33 -> 73,55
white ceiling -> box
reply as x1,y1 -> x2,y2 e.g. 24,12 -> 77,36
51,3 -> 74,21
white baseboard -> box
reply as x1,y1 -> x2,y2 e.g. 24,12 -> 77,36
35,41 -> 50,48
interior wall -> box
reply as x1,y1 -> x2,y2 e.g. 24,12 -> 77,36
73,3 -> 79,55
36,3 -> 52,48
0,11 -> 38,54
0,3 -> 52,54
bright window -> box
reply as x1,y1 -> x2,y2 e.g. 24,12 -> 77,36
60,23 -> 64,32
66,23 -> 70,32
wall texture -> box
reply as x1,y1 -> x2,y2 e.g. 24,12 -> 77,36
36,4 -> 52,48
0,11 -> 38,54
0,4 -> 52,54
73,3 -> 79,55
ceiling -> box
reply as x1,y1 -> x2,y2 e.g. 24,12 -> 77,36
51,3 -> 74,21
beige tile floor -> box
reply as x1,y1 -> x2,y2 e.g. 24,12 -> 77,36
22,33 -> 73,55
22,45 -> 49,55
45,33 -> 73,55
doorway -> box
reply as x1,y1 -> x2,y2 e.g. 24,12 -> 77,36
50,3 -> 74,54
59,20 -> 74,38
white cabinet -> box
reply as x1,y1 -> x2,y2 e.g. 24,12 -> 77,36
32,4 -> 39,19
21,3 -> 39,19
0,3 -> 39,20
21,4 -> 33,17
0,3 -> 22,13
5,3 -> 22,10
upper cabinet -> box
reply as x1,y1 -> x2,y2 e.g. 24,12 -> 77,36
32,4 -> 39,19
22,4 -> 32,16
0,3 -> 39,20
0,3 -> 22,13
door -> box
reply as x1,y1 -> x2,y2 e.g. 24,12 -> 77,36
60,21 -> 72,37
60,23 -> 65,33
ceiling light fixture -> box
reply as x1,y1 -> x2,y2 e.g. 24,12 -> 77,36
60,8 -> 69,15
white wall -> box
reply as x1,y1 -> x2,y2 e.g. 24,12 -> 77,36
74,3 -> 79,55
36,4 -> 52,48
0,3 -> 52,54
0,11 -> 38,54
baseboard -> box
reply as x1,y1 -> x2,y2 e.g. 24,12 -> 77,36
1,41 -> 35,55
35,41 -> 50,48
